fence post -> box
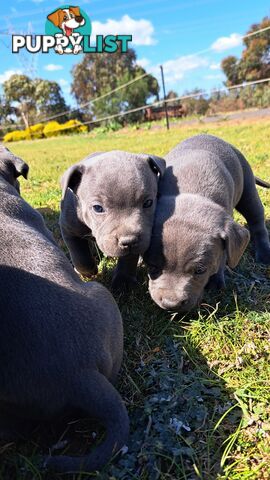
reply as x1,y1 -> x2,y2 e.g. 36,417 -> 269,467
160,65 -> 170,130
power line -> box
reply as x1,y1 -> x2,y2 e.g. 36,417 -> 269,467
243,25 -> 270,39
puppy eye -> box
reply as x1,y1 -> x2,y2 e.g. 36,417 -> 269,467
194,265 -> 207,275
70,13 -> 75,18
92,205 -> 105,213
63,15 -> 68,20
143,199 -> 153,208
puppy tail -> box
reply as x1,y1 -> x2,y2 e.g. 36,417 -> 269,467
45,371 -> 129,474
255,176 -> 270,189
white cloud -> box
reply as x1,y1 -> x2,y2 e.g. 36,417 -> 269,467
44,64 -> 63,71
210,62 -> 220,70
151,54 -> 209,84
0,69 -> 22,84
137,58 -> 150,69
211,33 -> 242,52
91,14 -> 156,46
204,74 -> 224,80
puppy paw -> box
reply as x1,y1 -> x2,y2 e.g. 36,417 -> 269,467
111,272 -> 138,294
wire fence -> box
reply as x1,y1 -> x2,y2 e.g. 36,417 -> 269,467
2,75 -> 270,134
36,76 -> 270,134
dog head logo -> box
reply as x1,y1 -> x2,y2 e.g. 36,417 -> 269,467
47,6 -> 85,37
46,5 -> 91,54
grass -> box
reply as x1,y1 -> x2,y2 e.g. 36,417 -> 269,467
1,118 -> 270,480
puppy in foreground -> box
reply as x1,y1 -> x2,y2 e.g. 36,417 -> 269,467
144,134 -> 270,312
60,151 -> 165,291
0,146 -> 129,473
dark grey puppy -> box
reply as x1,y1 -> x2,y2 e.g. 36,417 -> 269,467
0,146 -> 129,473
60,151 -> 165,290
144,134 -> 270,312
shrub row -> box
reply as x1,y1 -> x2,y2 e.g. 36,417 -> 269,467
4,120 -> 88,142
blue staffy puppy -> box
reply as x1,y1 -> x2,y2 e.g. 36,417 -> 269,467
144,134 -> 270,312
0,146 -> 129,473
60,151 -> 166,291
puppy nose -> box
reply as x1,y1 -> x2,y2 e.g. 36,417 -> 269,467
75,15 -> 83,22
119,235 -> 139,249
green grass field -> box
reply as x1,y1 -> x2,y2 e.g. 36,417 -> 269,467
1,119 -> 270,480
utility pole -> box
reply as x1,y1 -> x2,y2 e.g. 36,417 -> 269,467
160,65 -> 169,130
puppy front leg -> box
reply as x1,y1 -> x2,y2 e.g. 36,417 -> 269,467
61,228 -> 98,277
112,254 -> 139,293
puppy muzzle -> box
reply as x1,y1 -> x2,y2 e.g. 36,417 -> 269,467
149,286 -> 202,313
97,234 -> 149,258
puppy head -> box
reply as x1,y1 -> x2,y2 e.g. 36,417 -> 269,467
61,151 -> 165,257
144,194 -> 250,312
47,7 -> 85,34
0,145 -> 28,192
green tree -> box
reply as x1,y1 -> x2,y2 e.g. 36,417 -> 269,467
240,16 -> 270,81
221,16 -> 270,85
34,79 -> 69,121
221,56 -> 240,86
2,74 -> 69,128
71,48 -> 159,123
3,74 -> 35,128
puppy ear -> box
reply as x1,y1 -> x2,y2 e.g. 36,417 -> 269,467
47,9 -> 60,27
221,216 -> 250,268
148,155 -> 166,177
0,145 -> 29,180
61,164 -> 85,199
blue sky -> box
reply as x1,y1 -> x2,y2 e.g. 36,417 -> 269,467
0,0 -> 269,107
